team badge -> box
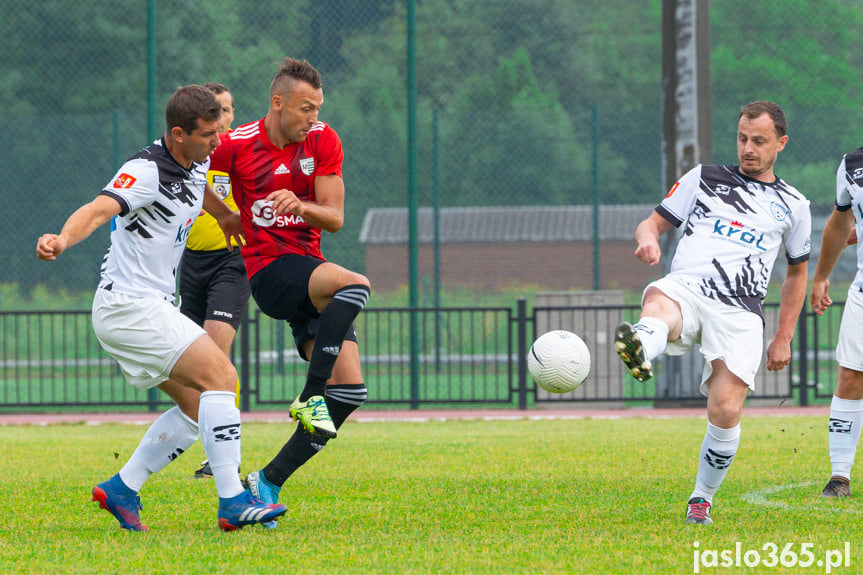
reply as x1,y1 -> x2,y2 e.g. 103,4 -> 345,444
212,174 -> 231,199
769,201 -> 789,222
299,157 -> 315,176
112,173 -> 137,189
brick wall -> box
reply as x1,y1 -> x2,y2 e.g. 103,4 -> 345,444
364,241 -> 663,292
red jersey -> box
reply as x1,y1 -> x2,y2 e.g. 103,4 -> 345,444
209,118 -> 344,278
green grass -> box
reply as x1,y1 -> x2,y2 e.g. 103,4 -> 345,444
0,415 -> 859,574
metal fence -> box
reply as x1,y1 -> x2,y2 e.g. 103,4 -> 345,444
0,300 -> 841,413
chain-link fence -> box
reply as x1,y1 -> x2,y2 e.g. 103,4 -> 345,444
4,0 -> 862,307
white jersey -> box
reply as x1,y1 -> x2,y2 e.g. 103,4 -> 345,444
657,164 -> 811,319
98,138 -> 210,301
835,148 -> 863,292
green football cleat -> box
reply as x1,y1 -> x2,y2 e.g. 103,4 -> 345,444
289,395 -> 336,438
614,322 -> 653,382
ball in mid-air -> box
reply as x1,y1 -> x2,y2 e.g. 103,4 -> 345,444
527,330 -> 591,393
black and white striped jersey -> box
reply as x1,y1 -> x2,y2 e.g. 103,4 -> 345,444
656,164 -> 811,318
97,138 -> 210,301
836,148 -> 863,292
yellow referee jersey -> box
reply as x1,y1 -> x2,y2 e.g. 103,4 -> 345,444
186,170 -> 240,251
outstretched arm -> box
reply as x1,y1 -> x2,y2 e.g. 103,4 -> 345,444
36,194 -> 122,261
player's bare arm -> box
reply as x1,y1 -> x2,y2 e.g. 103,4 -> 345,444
633,211 -> 672,266
266,174 -> 345,233
810,207 -> 854,316
36,194 -> 122,261
766,261 -> 808,371
201,183 -> 243,250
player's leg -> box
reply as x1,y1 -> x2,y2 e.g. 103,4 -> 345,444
170,335 -> 287,530
246,339 -> 366,528
291,262 -> 369,435
822,367 -> 863,497
686,361 -> 748,525
822,289 -> 863,497
615,283 -> 685,381
191,250 -> 250,476
193,320 -> 241,477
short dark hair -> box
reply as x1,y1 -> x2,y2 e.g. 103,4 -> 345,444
739,101 -> 787,138
270,57 -> 322,96
165,85 -> 221,135
202,82 -> 230,96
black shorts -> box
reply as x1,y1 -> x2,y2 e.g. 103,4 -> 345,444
179,248 -> 250,330
250,254 -> 357,360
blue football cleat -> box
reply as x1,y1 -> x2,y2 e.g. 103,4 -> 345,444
92,474 -> 149,532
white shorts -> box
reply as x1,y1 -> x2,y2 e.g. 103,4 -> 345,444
836,287 -> 863,372
92,288 -> 206,390
643,276 -> 764,395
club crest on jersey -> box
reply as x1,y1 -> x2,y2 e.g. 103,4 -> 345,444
113,173 -> 137,189
769,201 -> 789,222
212,174 -> 231,199
714,184 -> 732,195
299,157 -> 315,176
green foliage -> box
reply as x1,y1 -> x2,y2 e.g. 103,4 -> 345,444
6,0 -> 863,296
0,415 -> 857,573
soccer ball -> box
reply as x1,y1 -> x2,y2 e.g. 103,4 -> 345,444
527,330 -> 591,393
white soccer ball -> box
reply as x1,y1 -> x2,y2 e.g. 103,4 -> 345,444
527,330 -> 591,393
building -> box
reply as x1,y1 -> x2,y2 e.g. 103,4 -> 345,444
358,205 -> 662,292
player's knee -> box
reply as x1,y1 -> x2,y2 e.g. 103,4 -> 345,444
199,359 -> 238,393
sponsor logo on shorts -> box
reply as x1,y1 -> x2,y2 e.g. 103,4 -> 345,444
113,173 -> 137,189
213,310 -> 233,318
322,345 -> 341,356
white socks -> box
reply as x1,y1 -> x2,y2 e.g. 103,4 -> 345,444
198,390 -> 244,498
632,316 -> 669,361
690,421 -> 741,503
119,406 -> 199,492
828,396 -> 863,480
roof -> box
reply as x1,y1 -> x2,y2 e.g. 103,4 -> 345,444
358,205 -> 656,244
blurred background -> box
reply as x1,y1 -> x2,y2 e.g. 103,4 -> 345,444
3,0 -> 862,306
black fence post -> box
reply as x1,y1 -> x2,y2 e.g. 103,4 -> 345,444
239,306 -> 251,413
517,298 -> 528,410
796,306 -> 808,407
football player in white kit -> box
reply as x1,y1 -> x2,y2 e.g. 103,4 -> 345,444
36,85 -> 286,532
809,146 -> 863,498
614,101 -> 811,525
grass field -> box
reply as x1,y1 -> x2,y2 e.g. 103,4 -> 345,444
0,415 -> 859,574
